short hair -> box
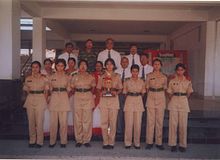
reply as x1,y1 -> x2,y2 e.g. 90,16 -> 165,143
175,63 -> 186,71
78,59 -> 89,68
96,61 -> 103,67
68,57 -> 76,63
140,53 -> 149,59
65,42 -> 74,48
152,58 -> 163,66
129,43 -> 138,48
86,39 -> 93,43
121,56 -> 129,61
105,38 -> 114,44
31,61 -> 41,69
55,59 -> 66,69
43,58 -> 53,65
130,64 -> 140,72
104,58 -> 116,70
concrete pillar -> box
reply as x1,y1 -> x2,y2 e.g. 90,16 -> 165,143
204,21 -> 217,98
0,0 -> 20,79
32,17 -> 46,64
214,21 -> 220,97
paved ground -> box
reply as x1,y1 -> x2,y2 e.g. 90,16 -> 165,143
0,140 -> 219,159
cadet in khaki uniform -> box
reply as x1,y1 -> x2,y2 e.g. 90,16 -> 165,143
71,60 -> 96,148
167,63 -> 193,152
123,64 -> 146,149
48,59 -> 71,148
145,59 -> 167,150
97,58 -> 123,149
23,61 -> 49,148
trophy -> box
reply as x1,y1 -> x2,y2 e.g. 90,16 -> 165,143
103,72 -> 114,97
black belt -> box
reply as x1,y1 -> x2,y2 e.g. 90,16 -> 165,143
29,90 -> 44,94
102,88 -> 118,92
173,92 -> 187,96
75,88 -> 91,92
52,87 -> 67,92
127,92 -> 142,96
149,87 -> 164,92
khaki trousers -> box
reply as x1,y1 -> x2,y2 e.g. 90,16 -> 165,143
124,111 -> 142,147
168,110 -> 188,148
74,108 -> 93,144
50,111 -> 68,145
146,108 -> 165,145
100,108 -> 118,145
27,107 -> 45,145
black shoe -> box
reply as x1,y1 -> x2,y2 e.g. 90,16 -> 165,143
60,144 -> 66,148
171,146 -> 177,152
75,143 -> 82,147
125,146 -> 131,149
49,143 -> 56,148
102,145 -> 109,149
145,144 -> 153,150
84,143 -> 91,147
28,143 -> 36,148
35,144 -> 42,148
156,145 -> 165,150
179,146 -> 186,152
108,145 -> 114,149
134,146 -> 141,149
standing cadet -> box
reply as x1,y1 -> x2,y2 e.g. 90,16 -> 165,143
115,57 -> 131,135
71,60 -> 96,148
97,58 -> 123,149
97,38 -> 121,69
48,59 -> 71,148
167,63 -> 193,152
23,61 -> 49,148
123,64 -> 146,149
145,59 -> 167,150
78,39 -> 97,73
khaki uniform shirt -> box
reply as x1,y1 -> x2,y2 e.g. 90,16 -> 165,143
167,75 -> 193,112
23,75 -> 49,109
123,78 -> 146,112
71,72 -> 96,110
97,72 -> 123,109
48,73 -> 71,111
146,72 -> 167,109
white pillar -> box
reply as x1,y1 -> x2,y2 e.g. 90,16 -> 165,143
214,21 -> 220,97
204,21 -> 216,98
0,0 -> 20,79
32,17 -> 46,64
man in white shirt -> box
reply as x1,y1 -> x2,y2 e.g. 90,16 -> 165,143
115,57 -> 131,135
139,54 -> 153,81
58,42 -> 78,69
97,38 -> 121,69
126,44 -> 141,69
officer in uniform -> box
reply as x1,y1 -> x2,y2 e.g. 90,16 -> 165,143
78,39 -> 97,73
145,59 -> 167,150
71,60 -> 96,147
96,58 -> 123,149
48,59 -> 71,148
23,61 -> 49,148
167,63 -> 193,152
123,64 -> 145,149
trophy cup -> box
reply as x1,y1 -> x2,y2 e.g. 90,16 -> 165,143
103,74 -> 114,97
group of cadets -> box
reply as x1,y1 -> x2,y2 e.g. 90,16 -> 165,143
23,38 -> 193,153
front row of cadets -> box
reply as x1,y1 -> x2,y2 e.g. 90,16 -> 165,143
23,57 -> 193,153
